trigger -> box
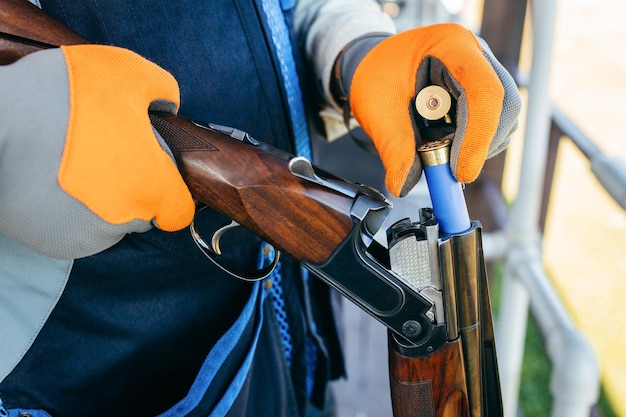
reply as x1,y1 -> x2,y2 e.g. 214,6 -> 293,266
210,220 -> 240,255
189,210 -> 281,282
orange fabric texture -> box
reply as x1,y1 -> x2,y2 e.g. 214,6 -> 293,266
350,23 -> 504,196
59,45 -> 194,231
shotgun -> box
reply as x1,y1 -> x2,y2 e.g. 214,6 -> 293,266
0,1 -> 503,415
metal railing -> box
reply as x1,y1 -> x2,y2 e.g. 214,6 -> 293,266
482,0 -> 626,415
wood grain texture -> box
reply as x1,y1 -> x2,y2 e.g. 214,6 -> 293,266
150,114 -> 354,264
389,337 -> 470,417
0,0 -> 84,47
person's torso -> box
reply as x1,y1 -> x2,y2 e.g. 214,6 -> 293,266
38,0 -> 301,150
0,1 -> 331,415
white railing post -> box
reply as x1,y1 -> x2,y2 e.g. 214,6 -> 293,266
494,0 -> 601,416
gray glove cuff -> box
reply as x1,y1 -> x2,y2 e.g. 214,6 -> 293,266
477,37 -> 521,158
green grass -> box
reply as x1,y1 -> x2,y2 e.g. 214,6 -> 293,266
519,315 -> 552,416
598,387 -> 619,417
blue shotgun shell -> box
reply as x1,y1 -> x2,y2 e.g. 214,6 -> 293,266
418,139 -> 471,235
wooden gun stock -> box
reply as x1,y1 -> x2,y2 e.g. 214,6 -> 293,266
148,114 -> 354,264
389,336 -> 469,417
0,0 -> 84,63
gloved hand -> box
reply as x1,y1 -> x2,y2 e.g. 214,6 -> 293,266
331,23 -> 521,197
0,45 -> 195,259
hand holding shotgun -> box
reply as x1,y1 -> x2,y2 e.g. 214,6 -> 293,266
332,20 -> 521,417
0,1 -> 518,415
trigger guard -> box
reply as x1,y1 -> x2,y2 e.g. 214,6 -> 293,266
189,216 -> 280,282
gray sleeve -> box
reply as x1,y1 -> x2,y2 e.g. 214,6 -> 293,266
295,0 -> 397,106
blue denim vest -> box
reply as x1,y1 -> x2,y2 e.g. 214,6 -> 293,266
36,0 -> 298,150
0,1 -> 343,416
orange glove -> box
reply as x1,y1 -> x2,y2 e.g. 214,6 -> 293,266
0,45 -> 195,258
332,23 -> 521,197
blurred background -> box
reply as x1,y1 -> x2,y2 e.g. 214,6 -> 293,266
327,1 -> 626,416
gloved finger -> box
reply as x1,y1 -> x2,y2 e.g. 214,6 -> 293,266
473,37 -> 520,160
0,46 -> 194,259
350,23 -> 504,195
409,25 -> 505,183
349,33 -> 429,197
349,23 -> 520,196
412,31 -> 520,182
59,45 -> 195,232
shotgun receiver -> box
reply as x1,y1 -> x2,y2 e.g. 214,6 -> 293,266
0,1 -> 503,415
